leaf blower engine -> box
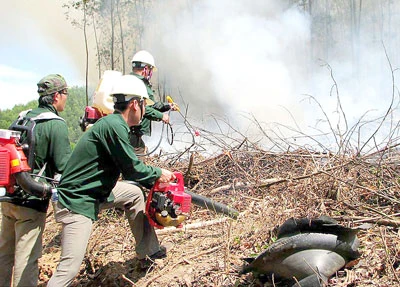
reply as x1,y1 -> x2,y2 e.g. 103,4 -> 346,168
0,129 -> 52,201
146,172 -> 191,229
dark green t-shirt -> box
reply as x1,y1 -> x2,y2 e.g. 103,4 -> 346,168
57,113 -> 162,220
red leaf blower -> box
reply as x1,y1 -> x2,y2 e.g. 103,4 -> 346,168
0,129 -> 31,197
146,172 -> 191,229
0,128 -> 53,202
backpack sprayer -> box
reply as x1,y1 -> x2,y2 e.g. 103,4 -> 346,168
0,127 -> 53,202
79,70 -> 120,132
79,71 -> 176,158
0,129 -> 31,200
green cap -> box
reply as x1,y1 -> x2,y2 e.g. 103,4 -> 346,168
37,74 -> 68,96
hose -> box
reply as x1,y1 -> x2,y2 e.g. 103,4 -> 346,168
185,189 -> 239,219
14,172 -> 52,198
0,196 -> 15,203
136,122 -> 174,157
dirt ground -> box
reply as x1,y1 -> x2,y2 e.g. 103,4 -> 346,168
3,148 -> 400,286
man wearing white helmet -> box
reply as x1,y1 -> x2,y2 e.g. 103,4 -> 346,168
47,75 -> 176,286
130,50 -> 177,155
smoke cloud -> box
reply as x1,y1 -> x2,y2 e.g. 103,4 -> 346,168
142,0 -> 400,152
146,1 -> 309,126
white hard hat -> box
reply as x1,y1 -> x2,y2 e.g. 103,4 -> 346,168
131,50 -> 156,70
110,75 -> 154,105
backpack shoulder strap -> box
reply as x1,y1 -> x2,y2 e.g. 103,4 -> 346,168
30,112 -> 65,122
16,110 -> 64,122
17,109 -> 32,119
9,110 -> 64,173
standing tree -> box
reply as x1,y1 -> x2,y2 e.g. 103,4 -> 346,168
64,0 -> 152,82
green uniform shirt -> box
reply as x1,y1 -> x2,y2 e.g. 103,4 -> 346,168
132,74 -> 164,136
13,104 -> 71,212
57,113 -> 162,221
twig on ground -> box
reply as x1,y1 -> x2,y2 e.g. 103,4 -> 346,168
156,218 -> 229,235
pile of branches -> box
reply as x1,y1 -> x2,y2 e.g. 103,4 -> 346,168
150,142 -> 400,286
37,138 -> 400,286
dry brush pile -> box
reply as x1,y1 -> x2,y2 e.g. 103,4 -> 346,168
37,139 -> 400,287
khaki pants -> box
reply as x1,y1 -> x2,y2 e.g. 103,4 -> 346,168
47,181 -> 161,287
0,202 -> 47,287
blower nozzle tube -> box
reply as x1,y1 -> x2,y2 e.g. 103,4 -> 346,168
185,189 -> 239,219
14,172 -> 52,198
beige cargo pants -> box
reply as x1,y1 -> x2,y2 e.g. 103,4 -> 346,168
0,202 -> 47,287
47,181 -> 161,287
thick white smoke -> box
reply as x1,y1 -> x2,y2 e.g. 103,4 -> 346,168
142,0 -> 400,153
146,1 -> 310,126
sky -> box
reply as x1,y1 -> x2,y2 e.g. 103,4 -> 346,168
0,0 -> 89,110
2,0 -> 400,152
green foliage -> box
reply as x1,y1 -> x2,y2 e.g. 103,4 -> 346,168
0,102 -> 37,129
62,86 -> 87,143
0,86 -> 87,145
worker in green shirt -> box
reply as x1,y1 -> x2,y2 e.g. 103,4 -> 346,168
0,74 -> 72,287
130,50 -> 178,155
48,75 -> 176,287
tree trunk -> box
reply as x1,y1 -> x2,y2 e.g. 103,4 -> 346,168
83,1 -> 89,106
324,0 -> 330,60
93,14 -> 101,80
110,0 -> 115,70
116,0 -> 125,74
